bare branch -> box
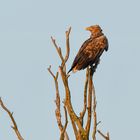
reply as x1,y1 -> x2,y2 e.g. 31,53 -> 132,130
92,82 -> 97,140
51,36 -> 64,63
52,27 -> 82,134
85,59 -> 100,138
48,66 -> 69,140
80,68 -> 89,126
85,68 -> 93,136
50,28 -> 80,139
62,27 -> 71,67
47,65 -> 56,79
97,130 -> 110,140
55,88 -> 63,132
60,106 -> 69,140
63,106 -> 68,133
59,66 -> 81,137
58,27 -> 87,139
0,98 -> 24,140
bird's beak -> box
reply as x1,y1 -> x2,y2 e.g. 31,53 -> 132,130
85,26 -> 92,31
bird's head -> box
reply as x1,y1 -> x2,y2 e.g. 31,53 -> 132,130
86,25 -> 103,38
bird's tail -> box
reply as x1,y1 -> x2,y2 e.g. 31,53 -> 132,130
67,68 -> 73,74
67,67 -> 78,74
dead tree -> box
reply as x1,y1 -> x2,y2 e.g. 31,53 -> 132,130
48,27 -> 110,140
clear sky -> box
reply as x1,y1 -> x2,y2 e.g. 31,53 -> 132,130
0,0 -> 140,140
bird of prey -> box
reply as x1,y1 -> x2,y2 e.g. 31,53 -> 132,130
68,25 -> 108,73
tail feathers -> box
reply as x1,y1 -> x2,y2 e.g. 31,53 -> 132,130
67,67 -> 73,74
67,67 -> 78,74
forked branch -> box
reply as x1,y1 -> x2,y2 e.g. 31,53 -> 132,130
63,27 -> 71,67
51,37 -> 64,63
0,98 -> 24,140
48,66 -> 69,140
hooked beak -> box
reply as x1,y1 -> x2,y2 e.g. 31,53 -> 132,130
85,26 -> 92,31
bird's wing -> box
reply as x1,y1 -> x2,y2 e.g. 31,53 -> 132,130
77,37 -> 93,53
80,46 -> 104,69
67,36 -> 108,73
68,38 -> 92,72
71,39 -> 106,71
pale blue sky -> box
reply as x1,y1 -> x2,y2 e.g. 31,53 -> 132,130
0,0 -> 140,140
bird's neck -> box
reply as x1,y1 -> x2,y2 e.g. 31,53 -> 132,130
91,32 -> 103,39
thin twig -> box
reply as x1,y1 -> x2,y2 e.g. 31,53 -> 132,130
51,37 -> 64,63
97,130 -> 110,140
0,98 -> 24,140
62,27 -> 71,67
48,65 -> 56,79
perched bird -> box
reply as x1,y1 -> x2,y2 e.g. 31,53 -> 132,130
68,25 -> 108,73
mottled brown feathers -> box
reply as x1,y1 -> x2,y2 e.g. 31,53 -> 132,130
68,25 -> 108,73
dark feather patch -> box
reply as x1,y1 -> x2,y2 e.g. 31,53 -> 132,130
68,35 -> 108,73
